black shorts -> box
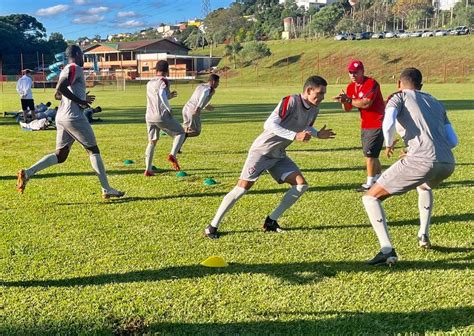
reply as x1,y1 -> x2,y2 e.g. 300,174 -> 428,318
21,99 -> 35,112
361,128 -> 384,158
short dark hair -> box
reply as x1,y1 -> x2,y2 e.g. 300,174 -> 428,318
65,45 -> 82,58
400,67 -> 423,89
95,106 -> 102,112
155,60 -> 169,73
303,76 -> 327,90
46,102 -> 52,107
24,69 -> 32,74
209,74 -> 220,82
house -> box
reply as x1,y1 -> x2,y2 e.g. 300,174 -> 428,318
278,0 -> 336,9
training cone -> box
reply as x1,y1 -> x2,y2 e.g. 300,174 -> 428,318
152,165 -> 160,171
124,159 -> 134,166
176,171 -> 188,177
204,178 -> 217,186
201,256 -> 228,268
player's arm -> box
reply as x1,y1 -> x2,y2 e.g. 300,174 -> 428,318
195,88 -> 211,114
264,97 -> 311,141
333,90 -> 353,111
383,92 -> 403,158
443,112 -> 458,148
56,67 -> 94,107
158,86 -> 172,112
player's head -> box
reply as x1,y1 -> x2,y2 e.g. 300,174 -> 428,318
65,45 -> 84,66
348,60 -> 364,84
208,74 -> 220,89
94,106 -> 102,112
23,69 -> 33,76
399,67 -> 423,90
155,60 -> 169,75
303,76 -> 327,106
46,102 -> 52,107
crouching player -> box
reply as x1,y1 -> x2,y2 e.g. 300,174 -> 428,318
362,68 -> 458,265
204,76 -> 336,239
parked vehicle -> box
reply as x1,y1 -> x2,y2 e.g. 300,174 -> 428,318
434,29 -> 448,36
356,32 -> 372,40
371,32 -> 385,39
384,31 -> 397,38
450,26 -> 470,35
334,33 -> 347,41
410,31 -> 423,37
421,30 -> 434,37
346,33 -> 357,40
399,31 -> 411,38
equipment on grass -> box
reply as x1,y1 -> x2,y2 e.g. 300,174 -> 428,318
124,159 -> 135,166
176,171 -> 188,177
204,178 -> 217,186
201,256 -> 228,268
46,53 -> 67,81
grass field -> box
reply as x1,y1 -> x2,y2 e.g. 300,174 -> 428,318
0,82 -> 473,335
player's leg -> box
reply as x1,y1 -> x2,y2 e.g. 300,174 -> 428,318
358,129 -> 383,192
27,100 -> 36,120
204,152 -> 275,239
16,122 -> 73,193
159,118 -> 185,171
20,99 -> 28,122
145,123 -> 159,176
180,114 -> 201,153
265,158 -> 308,232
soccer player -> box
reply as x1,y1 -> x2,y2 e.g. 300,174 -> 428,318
179,74 -> 219,152
36,101 -> 52,113
333,60 -> 385,192
144,60 -> 185,176
362,67 -> 457,266
16,69 -> 36,122
204,76 -> 336,239
16,45 -> 125,199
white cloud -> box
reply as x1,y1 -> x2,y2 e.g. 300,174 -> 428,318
86,6 -> 109,14
36,4 -> 69,16
117,11 -> 137,18
72,14 -> 105,24
73,0 -> 90,4
117,20 -> 143,28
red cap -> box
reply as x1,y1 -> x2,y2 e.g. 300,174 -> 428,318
348,60 -> 364,72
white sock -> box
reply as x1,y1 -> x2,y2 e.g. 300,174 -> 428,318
366,176 -> 376,186
362,195 -> 393,253
210,186 -> 247,228
170,134 -> 186,157
270,184 -> 308,220
89,153 -> 111,191
25,153 -> 58,178
145,142 -> 156,171
417,187 -> 433,237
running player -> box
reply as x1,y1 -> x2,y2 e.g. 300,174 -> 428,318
362,67 -> 458,265
16,45 -> 125,199
204,76 -> 336,239
178,74 -> 219,153
144,60 -> 185,175
333,60 -> 385,192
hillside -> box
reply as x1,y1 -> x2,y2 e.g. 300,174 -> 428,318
191,35 -> 474,85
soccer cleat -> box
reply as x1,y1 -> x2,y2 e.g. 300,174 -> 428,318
418,234 -> 432,249
263,216 -> 284,233
366,249 -> 398,266
16,169 -> 28,194
102,188 -> 125,199
167,154 -> 181,171
356,183 -> 372,192
144,170 -> 155,177
204,225 -> 219,239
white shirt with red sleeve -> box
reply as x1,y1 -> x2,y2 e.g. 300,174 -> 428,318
56,63 -> 87,121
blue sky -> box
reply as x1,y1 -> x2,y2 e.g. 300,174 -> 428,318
0,0 -> 234,40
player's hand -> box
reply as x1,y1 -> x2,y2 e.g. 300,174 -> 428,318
317,124 -> 336,139
85,93 -> 95,105
54,92 -> 62,100
205,104 -> 214,111
399,148 -> 408,159
385,139 -> 399,158
295,131 -> 312,142
170,91 -> 178,98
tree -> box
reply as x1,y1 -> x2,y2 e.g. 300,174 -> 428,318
224,41 -> 243,69
239,41 -> 271,66
310,3 -> 345,36
0,14 -> 45,40
452,3 -> 474,26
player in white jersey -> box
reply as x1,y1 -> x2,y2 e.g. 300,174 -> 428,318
16,45 -> 125,199
144,60 -> 185,175
178,74 -> 219,153
362,68 -> 458,265
204,76 -> 336,239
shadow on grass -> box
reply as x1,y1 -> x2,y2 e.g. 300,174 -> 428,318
1,256 -> 472,288
3,306 -> 472,335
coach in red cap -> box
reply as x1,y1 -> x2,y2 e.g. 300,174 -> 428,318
333,60 -> 385,192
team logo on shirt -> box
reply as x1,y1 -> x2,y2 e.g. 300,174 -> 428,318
248,167 -> 256,175
359,92 -> 364,98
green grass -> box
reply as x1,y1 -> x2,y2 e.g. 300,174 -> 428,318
0,83 -> 473,335
192,35 -> 474,85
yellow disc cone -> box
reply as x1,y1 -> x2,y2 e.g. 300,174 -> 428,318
201,256 -> 229,268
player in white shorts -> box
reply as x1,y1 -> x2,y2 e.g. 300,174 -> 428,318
16,45 -> 125,199
178,74 -> 219,153
362,68 -> 458,265
204,76 -> 336,239
144,60 -> 185,175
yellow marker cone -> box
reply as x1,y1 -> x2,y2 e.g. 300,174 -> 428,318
201,256 -> 229,268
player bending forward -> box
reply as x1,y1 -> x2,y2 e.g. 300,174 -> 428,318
204,76 -> 336,239
362,68 -> 458,266
17,45 -> 124,199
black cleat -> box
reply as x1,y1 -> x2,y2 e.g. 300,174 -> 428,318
263,216 -> 284,233
418,234 -> 432,249
204,225 -> 219,239
356,184 -> 371,192
366,249 -> 398,266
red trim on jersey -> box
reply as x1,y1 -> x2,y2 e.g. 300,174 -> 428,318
162,78 -> 169,87
68,64 -> 76,85
279,96 -> 291,120
386,90 -> 402,104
